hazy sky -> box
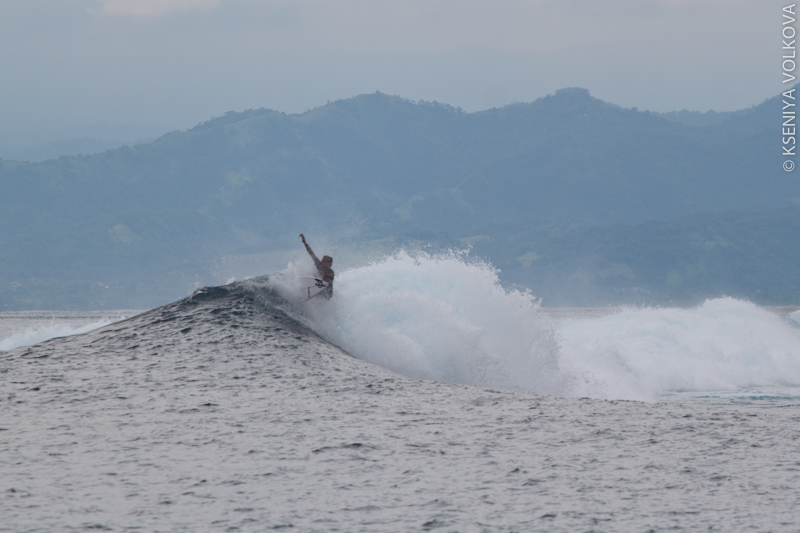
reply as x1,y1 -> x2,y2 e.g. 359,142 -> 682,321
0,0 -> 786,148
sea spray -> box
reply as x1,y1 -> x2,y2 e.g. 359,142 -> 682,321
269,251 -> 800,401
0,320 -> 116,352
269,251 -> 569,395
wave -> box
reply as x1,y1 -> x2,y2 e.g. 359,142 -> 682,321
8,253 -> 798,403
268,251 -> 800,402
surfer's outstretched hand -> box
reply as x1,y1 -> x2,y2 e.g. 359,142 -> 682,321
300,233 -> 306,243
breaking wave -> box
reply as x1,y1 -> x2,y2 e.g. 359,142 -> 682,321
268,251 -> 800,401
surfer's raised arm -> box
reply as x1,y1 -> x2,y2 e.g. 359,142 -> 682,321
299,233 -> 320,266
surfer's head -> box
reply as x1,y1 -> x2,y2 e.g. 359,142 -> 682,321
322,255 -> 333,267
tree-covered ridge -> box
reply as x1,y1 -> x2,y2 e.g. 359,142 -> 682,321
0,87 -> 795,309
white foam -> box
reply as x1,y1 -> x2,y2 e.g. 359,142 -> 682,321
0,320 -> 115,352
559,299 -> 800,401
272,251 -> 567,395
270,252 -> 800,402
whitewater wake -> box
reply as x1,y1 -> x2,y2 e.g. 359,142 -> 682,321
268,251 -> 800,402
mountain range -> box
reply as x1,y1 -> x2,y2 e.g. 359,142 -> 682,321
1,86 -> 796,309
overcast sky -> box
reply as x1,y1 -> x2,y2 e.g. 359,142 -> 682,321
0,0 -> 787,148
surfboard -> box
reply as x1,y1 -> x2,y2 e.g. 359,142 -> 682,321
298,277 -> 330,300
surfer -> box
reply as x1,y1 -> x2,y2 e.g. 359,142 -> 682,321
300,234 -> 334,298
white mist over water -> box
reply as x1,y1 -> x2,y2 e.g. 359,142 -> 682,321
271,251 -> 800,402
0,320 -> 116,352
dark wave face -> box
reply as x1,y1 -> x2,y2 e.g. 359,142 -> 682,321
3,276 -> 363,382
2,279 -> 800,531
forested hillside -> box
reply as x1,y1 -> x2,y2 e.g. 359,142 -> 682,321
1,87 -> 795,309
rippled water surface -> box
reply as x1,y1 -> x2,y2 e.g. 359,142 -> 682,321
2,281 -> 799,532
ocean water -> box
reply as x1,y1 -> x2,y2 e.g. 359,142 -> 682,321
3,256 -> 800,531
5,253 -> 800,405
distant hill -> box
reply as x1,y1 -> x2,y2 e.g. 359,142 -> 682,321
0,122 -> 167,162
1,87 -> 796,309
